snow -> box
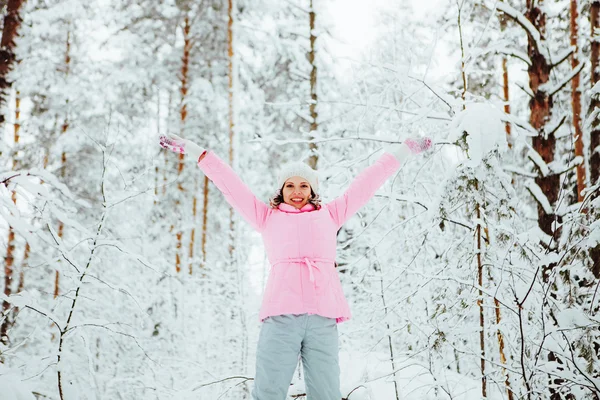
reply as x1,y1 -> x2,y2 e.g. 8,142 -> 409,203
587,220 -> 600,248
527,149 -> 550,177
542,62 -> 585,96
1,291 -> 33,308
590,81 -> 600,97
525,182 -> 553,215
474,41 -> 531,66
556,308 -> 592,329
494,2 -> 547,58
550,46 -> 574,67
295,351 -> 507,399
0,365 -> 35,400
447,102 -> 508,167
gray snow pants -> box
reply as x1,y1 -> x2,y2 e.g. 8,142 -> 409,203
251,313 -> 341,400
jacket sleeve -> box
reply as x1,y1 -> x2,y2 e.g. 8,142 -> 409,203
325,152 -> 401,229
197,151 -> 270,232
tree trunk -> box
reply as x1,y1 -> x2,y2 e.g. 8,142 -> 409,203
0,90 -> 20,346
55,27 -> 71,299
155,89 -> 161,206
590,1 -> 600,277
458,4 -> 486,396
199,60 -> 211,279
228,0 -> 236,258
307,0 -> 318,169
476,185 -> 486,398
189,179 -> 197,275
201,175 -> 209,278
526,2 -> 560,249
571,0 -> 585,203
0,0 -> 24,124
592,1 -> 600,189
174,15 -> 191,273
1,193 -> 16,346
499,16 -> 512,147
502,57 -> 512,146
0,0 -> 25,345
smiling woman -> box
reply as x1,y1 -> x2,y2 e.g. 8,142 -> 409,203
158,132 -> 431,400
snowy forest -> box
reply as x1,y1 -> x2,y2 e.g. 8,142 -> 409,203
0,0 -> 599,399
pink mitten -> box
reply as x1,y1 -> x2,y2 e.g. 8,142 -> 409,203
404,137 -> 432,155
158,133 -> 205,161
159,134 -> 186,154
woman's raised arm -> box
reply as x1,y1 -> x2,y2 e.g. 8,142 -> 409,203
159,134 -> 270,232
326,138 -> 431,228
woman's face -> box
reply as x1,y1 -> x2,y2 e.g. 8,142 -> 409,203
282,176 -> 312,209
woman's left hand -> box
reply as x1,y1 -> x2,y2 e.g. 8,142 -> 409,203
404,137 -> 432,155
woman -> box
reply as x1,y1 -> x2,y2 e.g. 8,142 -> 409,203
158,133 -> 431,400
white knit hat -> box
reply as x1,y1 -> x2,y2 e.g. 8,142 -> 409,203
276,161 -> 319,193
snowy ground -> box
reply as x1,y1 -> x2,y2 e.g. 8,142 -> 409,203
290,350 -> 504,400
0,350 -> 506,400
0,364 -> 36,400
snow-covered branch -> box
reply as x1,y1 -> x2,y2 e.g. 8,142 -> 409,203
526,181 -> 554,215
550,46 -> 575,67
527,149 -> 550,177
493,1 -> 548,58
546,63 -> 585,97
503,165 -> 537,178
497,47 -> 532,66
516,81 -> 535,99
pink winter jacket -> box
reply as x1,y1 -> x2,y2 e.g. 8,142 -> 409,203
197,151 -> 401,323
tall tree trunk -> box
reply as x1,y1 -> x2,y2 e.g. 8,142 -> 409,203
227,3 -> 249,396
592,1 -> 600,189
200,174 -> 209,278
307,0 -> 318,169
200,61 -> 212,279
183,16 -> 197,275
524,3 -> 563,395
571,0 -> 585,203
526,1 -> 560,250
502,57 -> 512,146
174,15 -> 191,273
0,89 -> 20,345
486,223 -> 514,400
155,88 -> 161,206
458,3 -> 486,396
0,0 -> 25,347
189,179 -> 197,275
227,0 -> 236,257
164,92 -> 172,197
1,206 -> 16,345
590,0 -> 600,277
476,183 -> 487,398
55,27 -> 71,299
499,16 -> 512,147
0,0 -> 24,125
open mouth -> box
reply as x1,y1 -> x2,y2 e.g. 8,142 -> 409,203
291,198 -> 304,203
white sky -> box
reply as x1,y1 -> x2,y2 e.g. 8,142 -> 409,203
329,0 -> 446,54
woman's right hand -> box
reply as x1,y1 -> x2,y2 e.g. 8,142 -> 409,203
159,133 -> 206,162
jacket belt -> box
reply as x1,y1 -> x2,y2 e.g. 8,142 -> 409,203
271,257 -> 335,283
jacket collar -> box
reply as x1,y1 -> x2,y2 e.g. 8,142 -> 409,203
278,202 -> 316,213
